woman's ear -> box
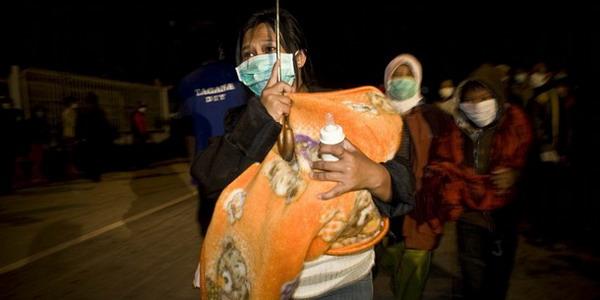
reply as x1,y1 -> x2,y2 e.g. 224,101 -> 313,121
295,50 -> 307,68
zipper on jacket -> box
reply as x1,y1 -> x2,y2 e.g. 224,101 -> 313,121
474,133 -> 481,171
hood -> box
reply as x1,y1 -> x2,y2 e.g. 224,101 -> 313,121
453,64 -> 508,137
384,54 -> 423,113
456,64 -> 507,107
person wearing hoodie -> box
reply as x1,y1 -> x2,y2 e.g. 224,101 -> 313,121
419,64 -> 533,300
509,67 -> 533,107
435,79 -> 457,115
381,54 -> 456,299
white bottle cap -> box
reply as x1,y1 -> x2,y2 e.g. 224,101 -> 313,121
319,113 -> 345,145
319,113 -> 345,162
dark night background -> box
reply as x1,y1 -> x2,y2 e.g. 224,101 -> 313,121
2,2 -> 599,87
1,1 -> 600,195
1,3 -> 600,298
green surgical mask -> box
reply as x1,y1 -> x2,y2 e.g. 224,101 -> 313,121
235,53 -> 295,96
387,77 -> 418,101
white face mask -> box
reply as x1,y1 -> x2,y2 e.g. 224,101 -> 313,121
459,99 -> 498,127
439,87 -> 454,99
514,73 -> 527,84
529,72 -> 548,88
139,107 -> 147,113
554,72 -> 568,80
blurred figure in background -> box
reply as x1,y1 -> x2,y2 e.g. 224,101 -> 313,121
178,41 -> 247,156
526,65 -> 576,246
131,103 -> 150,169
435,79 -> 457,115
61,96 -> 80,178
509,67 -> 533,107
528,62 -> 556,114
26,106 -> 51,184
76,92 -> 113,181
529,63 -> 552,92
178,39 -> 247,234
554,72 -> 576,162
0,96 -> 24,194
495,64 -> 511,87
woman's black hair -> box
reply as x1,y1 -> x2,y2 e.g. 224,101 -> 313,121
236,9 -> 314,90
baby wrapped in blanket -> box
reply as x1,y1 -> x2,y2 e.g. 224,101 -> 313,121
197,86 -> 406,299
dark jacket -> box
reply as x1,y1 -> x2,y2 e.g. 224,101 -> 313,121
76,106 -> 113,145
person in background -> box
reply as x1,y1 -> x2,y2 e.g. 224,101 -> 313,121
526,64 -> 575,247
380,54 -> 456,300
420,64 -> 533,300
435,79 -> 457,115
131,103 -> 150,169
62,96 -> 80,177
509,67 -> 533,107
26,106 -> 50,183
177,32 -> 248,235
76,92 -> 113,181
178,41 -> 248,154
0,96 -> 24,194
495,64 -> 511,85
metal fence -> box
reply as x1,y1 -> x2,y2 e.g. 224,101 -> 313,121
8,66 -> 170,144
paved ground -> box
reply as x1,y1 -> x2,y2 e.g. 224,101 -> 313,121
0,161 -> 598,299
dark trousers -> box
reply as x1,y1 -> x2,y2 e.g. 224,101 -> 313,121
79,141 -> 103,181
456,219 -> 518,300
0,154 -> 15,194
529,162 -> 571,241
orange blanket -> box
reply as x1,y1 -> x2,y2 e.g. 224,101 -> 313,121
199,87 -> 403,299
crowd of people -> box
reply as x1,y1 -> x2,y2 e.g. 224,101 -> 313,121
186,8 -> 580,300
0,92 -> 150,193
0,6 -> 582,299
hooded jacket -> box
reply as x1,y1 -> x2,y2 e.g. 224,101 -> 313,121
453,64 -> 509,174
416,65 -> 533,232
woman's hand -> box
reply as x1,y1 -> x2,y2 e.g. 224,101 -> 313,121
261,59 -> 295,122
311,139 -> 392,201
491,168 -> 519,194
